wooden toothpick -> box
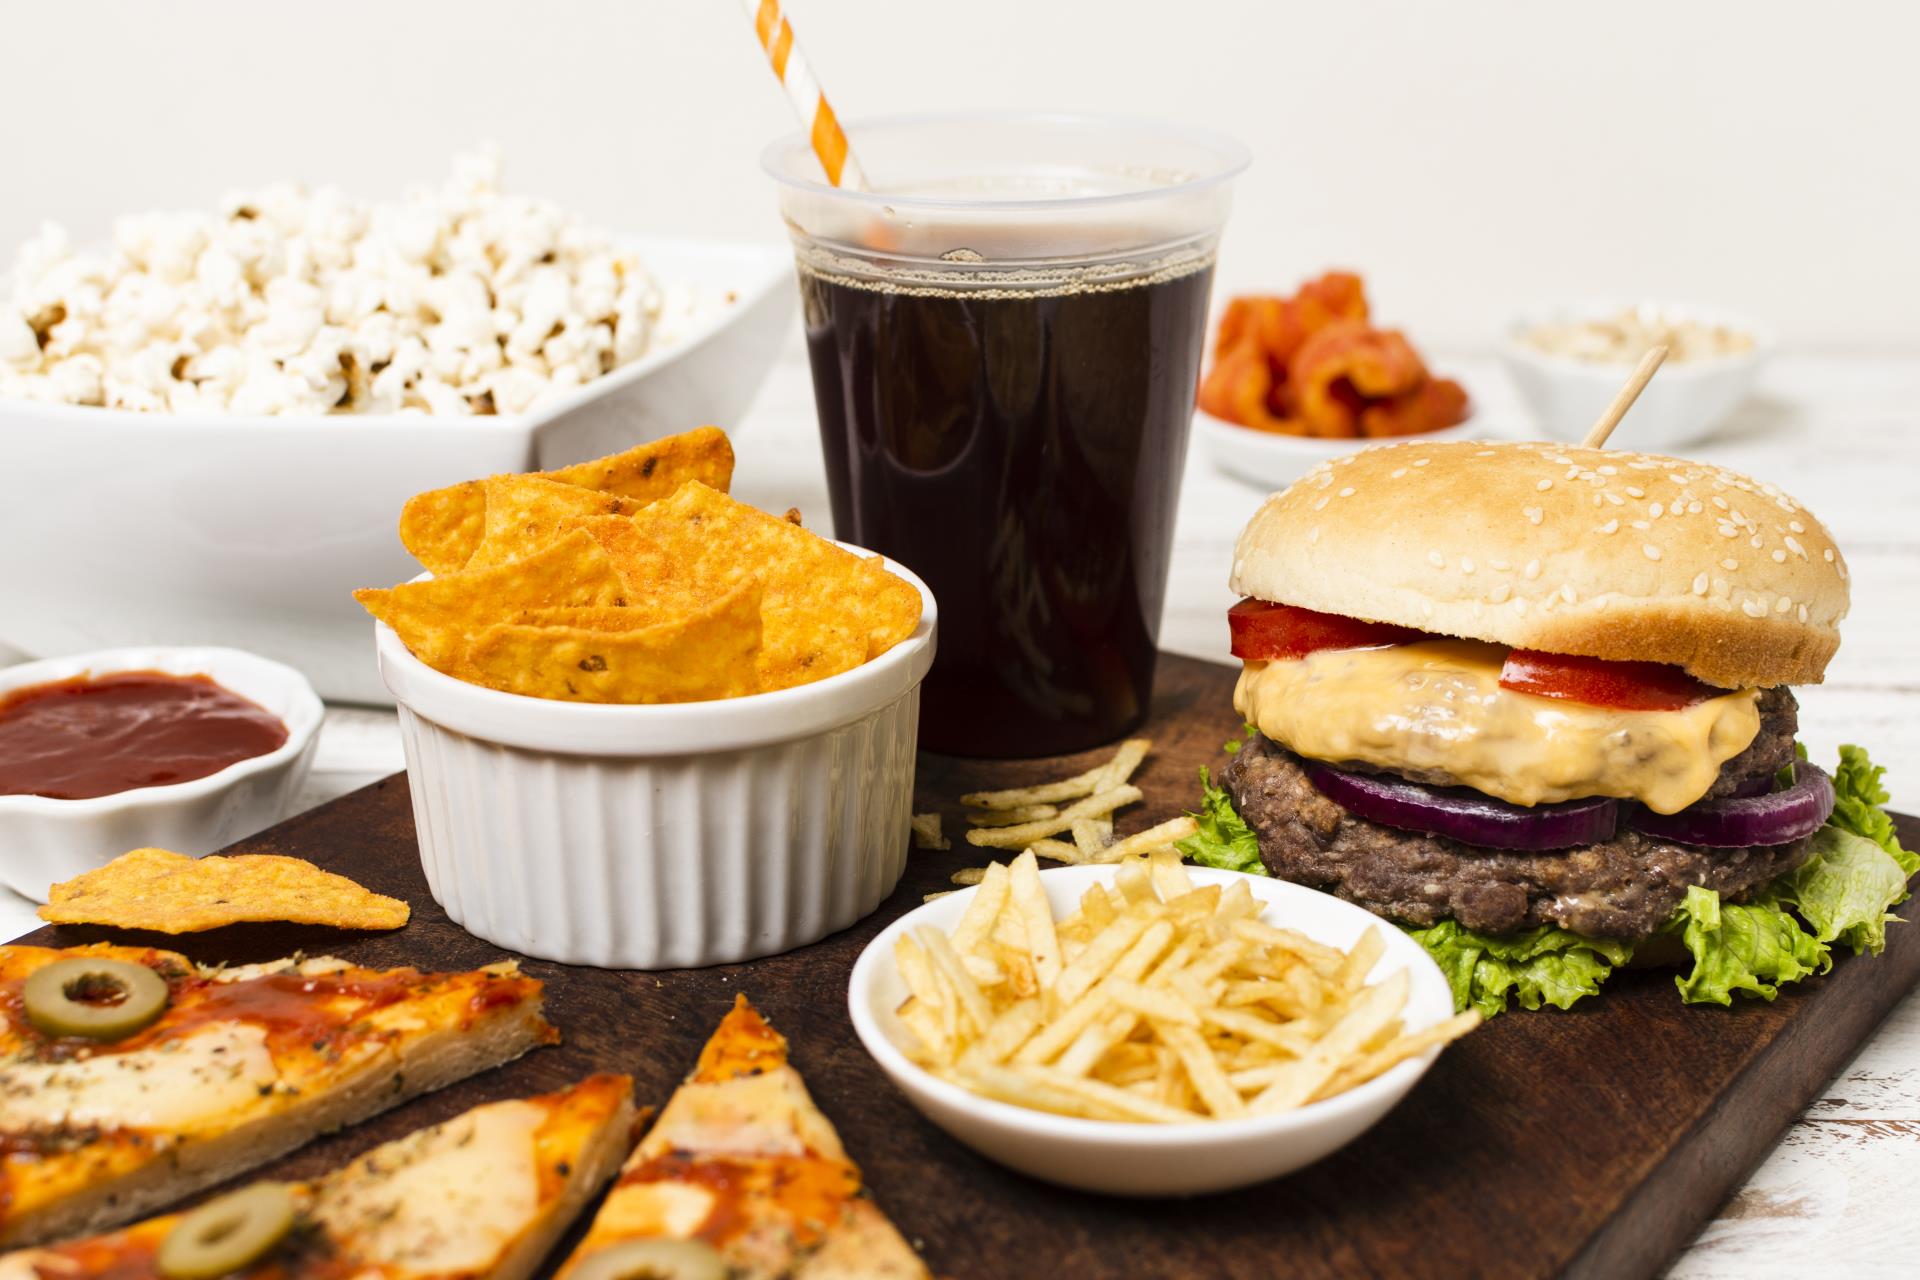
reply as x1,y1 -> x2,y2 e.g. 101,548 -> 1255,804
1580,345 -> 1669,449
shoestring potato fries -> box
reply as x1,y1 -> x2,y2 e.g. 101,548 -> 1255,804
892,849 -> 1480,1123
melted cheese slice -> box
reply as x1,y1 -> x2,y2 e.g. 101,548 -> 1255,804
1234,640 -> 1761,814
0,1024 -> 276,1134
313,1098 -> 542,1273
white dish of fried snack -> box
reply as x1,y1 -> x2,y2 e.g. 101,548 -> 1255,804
848,853 -> 1471,1196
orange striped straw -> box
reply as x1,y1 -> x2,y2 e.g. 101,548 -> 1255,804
741,0 -> 868,189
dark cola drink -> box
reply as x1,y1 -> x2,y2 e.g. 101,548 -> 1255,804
799,260 -> 1216,756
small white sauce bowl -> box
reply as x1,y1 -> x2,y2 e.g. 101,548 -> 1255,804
0,646 -> 323,902
1501,300 -> 1772,450
1194,406 -> 1486,490
374,548 -> 937,970
848,864 -> 1457,1197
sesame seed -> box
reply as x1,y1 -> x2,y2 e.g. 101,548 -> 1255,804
1339,486 -> 1356,498
1308,526 -> 1320,544
1771,549 -> 1787,563
1524,506 -> 1544,525
1712,578 -> 1730,597
1631,520 -> 1650,530
1560,584 -> 1577,603
1598,519 -> 1619,534
1643,544 -> 1662,561
1536,478 -> 1553,492
1751,535 -> 1764,548
1312,496 -> 1330,511
1512,598 -> 1529,615
1719,524 -> 1739,538
1428,551 -> 1446,568
1785,536 -> 1805,558
1692,572 -> 1709,595
1490,559 -> 1510,571
1474,449 -> 1495,457
1742,599 -> 1767,618
1688,501 -> 1703,514
1461,557 -> 1476,574
1488,583 -> 1512,604
1776,597 -> 1792,614
1712,496 -> 1729,509
1798,604 -> 1810,622
1524,559 -> 1541,579
1626,486 -> 1646,498
1650,502 -> 1664,518
1391,467 -> 1408,479
1413,458 -> 1430,467
1604,491 -> 1625,506
1598,465 -> 1618,475
1722,558 -> 1739,570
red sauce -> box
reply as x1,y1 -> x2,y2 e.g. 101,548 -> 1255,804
0,671 -> 287,800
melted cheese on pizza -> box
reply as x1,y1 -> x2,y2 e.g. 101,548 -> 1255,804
0,1074 -> 634,1280
0,944 -> 552,1241
560,996 -> 928,1280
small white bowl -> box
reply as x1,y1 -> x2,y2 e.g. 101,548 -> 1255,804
1501,300 -> 1772,449
375,549 -> 937,970
848,865 -> 1457,1197
1194,406 -> 1485,490
0,646 -> 323,901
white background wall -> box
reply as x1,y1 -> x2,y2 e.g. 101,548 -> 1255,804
3,0 -> 1915,352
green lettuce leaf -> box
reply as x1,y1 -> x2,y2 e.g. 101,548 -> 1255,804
1773,825 -> 1908,955
1670,885 -> 1828,1006
1176,767 -> 1268,875
1829,744 -> 1917,876
1405,919 -> 1632,1018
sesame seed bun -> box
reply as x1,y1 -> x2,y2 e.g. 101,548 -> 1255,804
1230,440 -> 1849,688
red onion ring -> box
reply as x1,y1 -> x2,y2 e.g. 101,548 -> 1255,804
1300,759 -> 1620,851
1624,763 -> 1834,848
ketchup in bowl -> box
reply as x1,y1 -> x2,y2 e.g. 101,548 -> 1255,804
0,671 -> 288,800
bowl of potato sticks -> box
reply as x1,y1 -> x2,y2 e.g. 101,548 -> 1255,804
849,850 -> 1474,1195
358,426 -> 936,969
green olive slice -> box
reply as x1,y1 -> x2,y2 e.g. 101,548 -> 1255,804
157,1182 -> 298,1280
568,1238 -> 729,1280
21,957 -> 170,1040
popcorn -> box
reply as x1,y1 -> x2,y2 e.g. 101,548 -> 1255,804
0,154 -> 716,416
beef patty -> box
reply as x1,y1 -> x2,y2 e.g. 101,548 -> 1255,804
1220,689 -> 1810,941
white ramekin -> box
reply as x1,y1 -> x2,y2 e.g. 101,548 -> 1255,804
374,550 -> 937,970
0,646 -> 324,901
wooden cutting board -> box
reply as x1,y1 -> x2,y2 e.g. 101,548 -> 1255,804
23,653 -> 1920,1279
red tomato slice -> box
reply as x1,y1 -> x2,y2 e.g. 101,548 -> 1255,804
1498,649 -> 1724,711
1228,599 -> 1426,662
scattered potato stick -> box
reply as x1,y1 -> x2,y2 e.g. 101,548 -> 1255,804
922,890 -> 958,903
964,785 -> 1144,849
1028,838 -> 1087,865
1148,846 -> 1194,902
961,767 -> 1112,811
909,813 -> 950,851
950,867 -> 988,887
1082,816 -> 1199,866
969,804 -> 1060,827
1091,738 -> 1152,790
1071,816 -> 1111,855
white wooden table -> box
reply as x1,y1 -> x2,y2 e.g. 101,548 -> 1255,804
5,348 -> 1915,1275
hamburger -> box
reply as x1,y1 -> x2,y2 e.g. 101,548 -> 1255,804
1188,440 -> 1913,1014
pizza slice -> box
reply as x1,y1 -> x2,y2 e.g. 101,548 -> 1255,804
558,994 -> 930,1280
0,1073 -> 638,1280
0,943 -> 556,1247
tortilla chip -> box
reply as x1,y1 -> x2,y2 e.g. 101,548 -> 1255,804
397,426 -> 735,573
624,482 -> 923,690
466,579 -> 764,703
465,475 -> 652,570
39,847 -> 410,933
355,528 -> 627,678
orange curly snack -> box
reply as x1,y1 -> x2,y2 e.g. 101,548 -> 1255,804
1198,271 -> 1468,439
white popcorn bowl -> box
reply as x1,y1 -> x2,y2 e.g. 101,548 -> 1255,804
0,646 -> 323,902
848,865 -> 1457,1197
0,236 -> 795,705
374,550 -> 936,970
